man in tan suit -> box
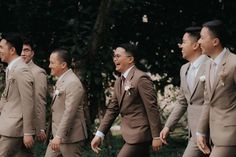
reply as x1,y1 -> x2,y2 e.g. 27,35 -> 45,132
0,32 -> 35,156
197,20 -> 236,157
159,27 -> 209,157
91,43 -> 162,157
21,40 -> 47,142
45,48 -> 87,157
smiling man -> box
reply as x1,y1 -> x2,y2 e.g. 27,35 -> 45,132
0,32 -> 35,156
45,48 -> 87,157
91,43 -> 162,157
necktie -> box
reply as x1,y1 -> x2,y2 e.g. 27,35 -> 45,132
121,75 -> 126,93
210,61 -> 217,89
187,64 -> 195,92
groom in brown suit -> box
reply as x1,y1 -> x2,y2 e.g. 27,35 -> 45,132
0,32 -> 35,156
91,43 -> 162,157
197,20 -> 236,157
160,27 -> 209,157
45,49 -> 87,157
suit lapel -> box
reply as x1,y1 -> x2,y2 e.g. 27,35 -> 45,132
190,56 -> 208,98
118,67 -> 135,106
210,51 -> 229,99
183,63 -> 191,99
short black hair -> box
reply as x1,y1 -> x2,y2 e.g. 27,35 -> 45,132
203,20 -> 229,47
184,26 -> 201,41
1,32 -> 23,56
117,43 -> 138,62
23,38 -> 35,51
52,48 -> 72,68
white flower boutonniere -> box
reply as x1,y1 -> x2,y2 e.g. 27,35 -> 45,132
54,89 -> 61,97
199,75 -> 206,82
124,81 -> 134,95
219,71 -> 226,86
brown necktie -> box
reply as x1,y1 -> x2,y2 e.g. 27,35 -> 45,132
121,75 -> 126,93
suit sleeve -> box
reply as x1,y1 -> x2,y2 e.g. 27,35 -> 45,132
34,70 -> 47,132
165,66 -> 187,130
98,81 -> 120,135
16,68 -> 35,134
197,82 -> 210,134
137,75 -> 162,137
56,81 -> 84,138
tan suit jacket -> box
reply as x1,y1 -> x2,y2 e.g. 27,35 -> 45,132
98,67 -> 162,144
0,58 -> 35,137
165,55 -> 209,142
28,61 -> 47,133
198,49 -> 236,146
51,69 -> 87,143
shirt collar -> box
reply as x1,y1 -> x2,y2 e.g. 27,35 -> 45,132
7,57 -> 21,71
122,65 -> 134,79
191,55 -> 207,69
212,48 -> 227,66
57,69 -> 72,82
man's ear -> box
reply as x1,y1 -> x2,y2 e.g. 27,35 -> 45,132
193,42 -> 200,50
9,47 -> 16,55
128,56 -> 134,63
213,38 -> 220,47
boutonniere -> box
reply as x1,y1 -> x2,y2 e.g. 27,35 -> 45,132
54,89 -> 61,97
124,80 -> 134,95
219,71 -> 226,86
199,75 -> 206,82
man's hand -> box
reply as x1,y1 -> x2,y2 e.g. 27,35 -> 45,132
152,138 -> 163,151
159,127 -> 169,145
50,136 -> 61,151
197,135 -> 210,154
91,136 -> 102,154
23,135 -> 34,148
37,130 -> 47,141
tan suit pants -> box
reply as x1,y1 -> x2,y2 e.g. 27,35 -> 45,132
117,141 -> 150,157
44,140 -> 85,157
209,146 -> 236,157
0,135 -> 34,157
183,138 -> 209,157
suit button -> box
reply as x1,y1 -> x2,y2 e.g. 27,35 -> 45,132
190,102 -> 193,105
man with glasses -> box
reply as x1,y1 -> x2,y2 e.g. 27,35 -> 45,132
91,43 -> 162,157
21,40 -> 47,142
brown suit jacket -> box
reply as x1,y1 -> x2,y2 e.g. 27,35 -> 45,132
165,55 -> 209,142
51,69 -> 87,143
198,49 -> 236,146
98,66 -> 162,144
0,57 -> 35,137
28,61 -> 47,133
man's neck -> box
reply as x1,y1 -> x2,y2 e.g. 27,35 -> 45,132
188,51 -> 202,63
7,55 -> 19,64
210,47 -> 224,59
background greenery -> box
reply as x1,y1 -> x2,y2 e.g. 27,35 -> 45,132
0,0 -> 236,156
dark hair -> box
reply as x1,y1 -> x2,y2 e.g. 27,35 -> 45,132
184,26 -> 201,41
117,43 -> 138,62
202,20 -> 229,47
23,38 -> 35,51
52,48 -> 72,68
1,32 -> 23,56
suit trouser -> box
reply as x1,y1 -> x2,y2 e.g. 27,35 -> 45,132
44,140 -> 85,157
209,146 -> 236,157
117,141 -> 150,157
183,138 -> 209,157
0,135 -> 34,157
